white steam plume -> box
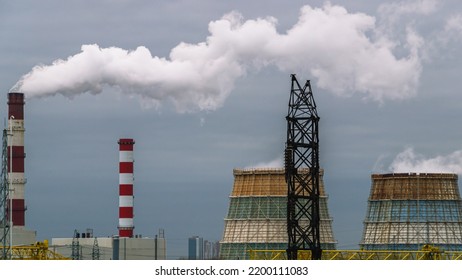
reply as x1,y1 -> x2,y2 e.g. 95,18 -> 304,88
13,3 -> 424,112
389,147 -> 462,174
245,157 -> 283,169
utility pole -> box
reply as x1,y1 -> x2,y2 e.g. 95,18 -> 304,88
285,74 -> 322,260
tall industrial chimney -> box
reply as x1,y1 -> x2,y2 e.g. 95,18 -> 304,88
7,92 -> 26,227
118,138 -> 135,238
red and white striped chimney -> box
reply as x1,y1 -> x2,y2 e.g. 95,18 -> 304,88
7,92 -> 27,227
118,138 -> 135,237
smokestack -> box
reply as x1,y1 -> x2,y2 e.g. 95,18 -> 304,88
118,138 -> 135,238
7,92 -> 26,227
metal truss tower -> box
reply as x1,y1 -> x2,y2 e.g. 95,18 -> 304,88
1,129 -> 10,259
285,74 -> 322,260
92,237 -> 100,260
71,229 -> 81,260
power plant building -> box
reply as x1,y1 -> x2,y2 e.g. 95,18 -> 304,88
360,173 -> 462,251
51,230 -> 167,260
49,138 -> 166,260
219,168 -> 336,260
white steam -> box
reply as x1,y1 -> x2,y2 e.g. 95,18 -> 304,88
389,147 -> 462,174
245,157 -> 283,169
378,0 -> 438,21
13,3 -> 424,111
444,14 -> 462,40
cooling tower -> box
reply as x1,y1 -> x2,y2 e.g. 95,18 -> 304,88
360,173 -> 462,251
219,168 -> 336,260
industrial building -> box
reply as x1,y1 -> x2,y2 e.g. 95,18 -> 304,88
219,168 -> 336,260
4,74 -> 462,260
48,139 -> 168,260
50,229 -> 166,260
2,107 -> 168,259
360,173 -> 462,251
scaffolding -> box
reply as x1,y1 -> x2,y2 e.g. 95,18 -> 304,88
360,173 -> 462,251
219,168 -> 336,260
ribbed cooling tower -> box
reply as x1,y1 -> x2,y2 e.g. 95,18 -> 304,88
219,168 -> 336,260
360,173 -> 462,251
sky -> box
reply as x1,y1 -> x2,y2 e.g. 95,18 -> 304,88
2,0 -> 462,259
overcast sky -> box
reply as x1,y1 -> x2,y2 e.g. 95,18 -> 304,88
2,0 -> 462,259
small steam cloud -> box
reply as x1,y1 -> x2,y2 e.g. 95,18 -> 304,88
389,147 -> 462,174
245,157 -> 283,169
13,3 -> 425,112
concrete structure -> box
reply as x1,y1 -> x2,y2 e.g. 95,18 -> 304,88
118,138 -> 135,238
219,168 -> 336,260
0,93 -> 36,246
8,93 -> 26,227
360,173 -> 462,251
51,234 -> 167,260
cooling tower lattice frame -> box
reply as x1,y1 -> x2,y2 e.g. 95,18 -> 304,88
360,173 -> 462,251
219,168 -> 336,260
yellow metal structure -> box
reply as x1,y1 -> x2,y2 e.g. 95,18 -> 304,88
2,240 -> 69,260
249,245 -> 462,260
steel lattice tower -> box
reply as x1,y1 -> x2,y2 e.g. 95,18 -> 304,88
0,129 -> 10,259
92,237 -> 100,260
71,230 -> 80,260
285,74 -> 321,260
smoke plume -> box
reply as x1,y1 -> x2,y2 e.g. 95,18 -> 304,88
13,3 -> 424,112
389,147 -> 462,174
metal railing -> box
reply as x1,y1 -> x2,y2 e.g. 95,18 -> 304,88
249,245 -> 462,260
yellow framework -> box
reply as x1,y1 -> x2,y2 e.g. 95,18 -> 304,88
1,240 -> 69,260
249,245 -> 462,260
